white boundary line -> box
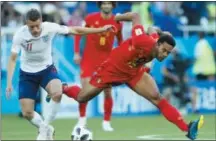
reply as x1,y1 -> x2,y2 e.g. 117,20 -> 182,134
137,132 -> 216,140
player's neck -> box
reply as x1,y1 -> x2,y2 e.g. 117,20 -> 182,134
151,46 -> 157,58
101,12 -> 112,19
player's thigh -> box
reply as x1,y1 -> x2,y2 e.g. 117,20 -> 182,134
40,65 -> 62,97
81,77 -> 91,87
128,72 -> 161,106
19,77 -> 39,101
78,81 -> 103,103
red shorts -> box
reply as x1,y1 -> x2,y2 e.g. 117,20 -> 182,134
80,63 -> 96,78
90,61 -> 150,88
80,56 -> 108,78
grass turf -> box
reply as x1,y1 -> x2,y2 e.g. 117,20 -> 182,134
1,114 -> 215,140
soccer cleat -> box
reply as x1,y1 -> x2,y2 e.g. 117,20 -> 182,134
102,121 -> 114,132
37,124 -> 49,140
47,125 -> 55,140
186,115 -> 204,140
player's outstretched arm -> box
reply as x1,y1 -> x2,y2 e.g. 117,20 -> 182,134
147,26 -> 163,35
68,25 -> 114,35
114,12 -> 141,27
6,52 -> 18,99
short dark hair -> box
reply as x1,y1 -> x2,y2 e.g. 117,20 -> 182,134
26,9 -> 41,21
157,34 -> 176,47
97,2 -> 117,8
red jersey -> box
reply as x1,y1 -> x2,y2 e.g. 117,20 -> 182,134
75,12 -> 122,67
108,25 -> 159,76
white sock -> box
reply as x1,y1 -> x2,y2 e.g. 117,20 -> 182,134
77,117 -> 87,126
44,99 -> 60,124
30,111 -> 44,128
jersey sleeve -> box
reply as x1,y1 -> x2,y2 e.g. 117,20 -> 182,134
84,15 -> 92,27
131,25 -> 156,49
11,32 -> 22,54
47,22 -> 69,34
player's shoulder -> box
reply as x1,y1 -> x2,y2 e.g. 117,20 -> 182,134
41,22 -> 61,33
42,21 -> 57,28
15,25 -> 27,35
86,12 -> 100,20
13,25 -> 28,40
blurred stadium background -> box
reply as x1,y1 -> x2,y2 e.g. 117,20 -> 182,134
1,1 -> 216,140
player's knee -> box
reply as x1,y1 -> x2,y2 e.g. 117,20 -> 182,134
22,110 -> 34,120
149,92 -> 161,104
50,90 -> 62,102
77,96 -> 88,103
77,93 -> 88,103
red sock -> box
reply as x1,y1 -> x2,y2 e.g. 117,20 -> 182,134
104,97 -> 113,121
79,103 -> 87,117
63,85 -> 81,101
158,98 -> 188,132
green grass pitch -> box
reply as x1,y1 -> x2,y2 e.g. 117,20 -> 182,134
2,114 -> 216,140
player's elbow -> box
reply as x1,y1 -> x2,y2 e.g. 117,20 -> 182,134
131,12 -> 140,26
10,53 -> 18,62
132,12 -> 139,20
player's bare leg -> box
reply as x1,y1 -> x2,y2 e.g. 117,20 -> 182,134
76,77 -> 90,127
20,99 -> 48,140
130,72 -> 204,140
63,81 -> 104,139
63,80 -> 103,103
44,79 -> 63,140
102,87 -> 114,132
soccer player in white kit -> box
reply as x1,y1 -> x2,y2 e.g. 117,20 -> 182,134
6,9 -> 114,140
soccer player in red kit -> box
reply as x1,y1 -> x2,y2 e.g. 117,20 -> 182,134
65,12 -> 204,140
73,2 -> 122,131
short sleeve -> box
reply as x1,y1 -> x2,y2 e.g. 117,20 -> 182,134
84,15 -> 92,27
131,25 -> 155,48
132,24 -> 145,37
11,32 -> 22,54
46,22 -> 69,34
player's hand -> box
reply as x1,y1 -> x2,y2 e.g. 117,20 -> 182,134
6,84 -> 13,100
74,53 -> 81,64
102,25 -> 117,33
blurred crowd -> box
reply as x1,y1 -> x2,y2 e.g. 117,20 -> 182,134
1,2 -> 216,36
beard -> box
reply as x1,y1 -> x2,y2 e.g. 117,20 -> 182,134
102,9 -> 112,15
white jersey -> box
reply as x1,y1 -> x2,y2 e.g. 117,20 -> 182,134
11,22 -> 70,73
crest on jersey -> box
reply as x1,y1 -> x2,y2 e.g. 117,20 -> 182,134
42,35 -> 49,42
